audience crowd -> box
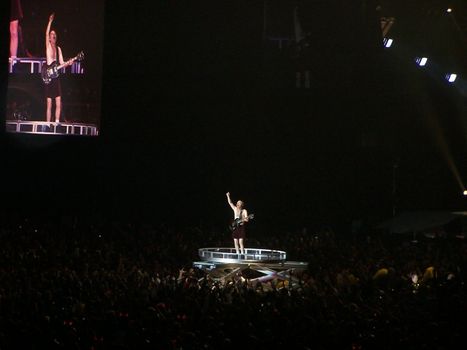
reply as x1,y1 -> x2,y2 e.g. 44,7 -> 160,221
1,215 -> 466,349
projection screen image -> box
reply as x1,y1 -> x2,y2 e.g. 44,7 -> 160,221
7,0 -> 105,136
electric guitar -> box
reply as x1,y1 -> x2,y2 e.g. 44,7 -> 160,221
229,213 -> 255,232
41,51 -> 84,84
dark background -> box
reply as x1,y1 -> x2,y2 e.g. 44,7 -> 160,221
1,0 -> 467,233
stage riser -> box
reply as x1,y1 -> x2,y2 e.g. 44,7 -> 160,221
6,121 -> 98,136
9,57 -> 84,75
198,247 -> 286,263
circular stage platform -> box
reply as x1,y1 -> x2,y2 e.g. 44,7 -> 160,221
198,247 -> 287,264
193,247 -> 308,288
6,120 -> 99,136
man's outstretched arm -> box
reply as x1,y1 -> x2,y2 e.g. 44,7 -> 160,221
45,13 -> 54,44
226,192 -> 236,210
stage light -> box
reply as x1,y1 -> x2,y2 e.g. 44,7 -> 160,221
446,73 -> 457,83
383,38 -> 393,48
415,57 -> 428,66
447,8 -> 452,13
463,190 -> 467,196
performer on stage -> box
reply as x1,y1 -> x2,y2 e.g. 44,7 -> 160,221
45,13 -> 74,123
10,0 -> 23,59
226,192 -> 249,255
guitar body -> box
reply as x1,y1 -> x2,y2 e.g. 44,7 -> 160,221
229,214 -> 255,232
41,51 -> 85,85
41,62 -> 60,85
229,218 -> 244,232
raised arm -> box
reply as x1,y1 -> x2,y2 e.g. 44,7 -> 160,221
46,13 -> 54,44
226,192 -> 236,210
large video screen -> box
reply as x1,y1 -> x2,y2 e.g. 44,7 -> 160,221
6,0 -> 105,136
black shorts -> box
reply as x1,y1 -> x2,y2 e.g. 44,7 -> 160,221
45,78 -> 62,99
232,225 -> 246,239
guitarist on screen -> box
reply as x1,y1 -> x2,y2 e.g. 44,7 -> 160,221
226,192 -> 250,256
45,13 -> 75,124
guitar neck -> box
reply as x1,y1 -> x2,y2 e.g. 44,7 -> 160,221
56,61 -> 72,70
55,55 -> 80,70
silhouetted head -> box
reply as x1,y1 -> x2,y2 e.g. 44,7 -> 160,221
49,30 -> 57,45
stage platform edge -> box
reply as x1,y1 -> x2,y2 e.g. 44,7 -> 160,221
6,121 -> 98,136
194,247 -> 308,288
